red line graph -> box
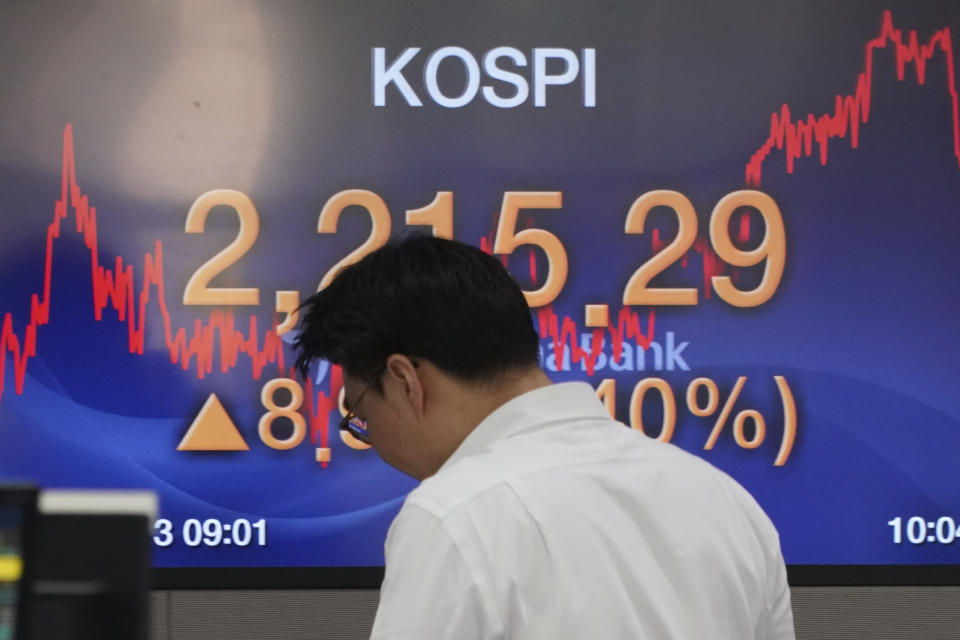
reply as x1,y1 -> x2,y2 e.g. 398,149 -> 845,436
480,225 -> 659,376
5,9 -> 956,416
745,10 -> 960,185
0,124 -> 289,407
305,364 -> 342,467
537,305 -> 655,377
651,230 -> 736,299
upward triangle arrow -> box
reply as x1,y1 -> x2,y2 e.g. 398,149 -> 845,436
177,393 -> 249,451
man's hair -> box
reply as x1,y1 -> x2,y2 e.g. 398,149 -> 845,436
294,235 -> 540,387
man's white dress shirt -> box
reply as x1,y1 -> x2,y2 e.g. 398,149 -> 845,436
370,382 -> 795,639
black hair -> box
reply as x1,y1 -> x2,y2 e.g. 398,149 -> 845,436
294,235 -> 540,388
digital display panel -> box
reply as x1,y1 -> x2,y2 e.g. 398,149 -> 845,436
0,507 -> 24,640
0,488 -> 33,640
0,1 -> 957,581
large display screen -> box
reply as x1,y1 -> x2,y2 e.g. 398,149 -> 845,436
0,1 -> 957,582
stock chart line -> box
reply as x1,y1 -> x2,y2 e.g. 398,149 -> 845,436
745,10 -> 960,185
6,10 -> 954,412
0,124 -> 287,408
537,305 -> 655,377
650,230 -> 736,299
480,224 -> 658,377
305,364 -> 342,464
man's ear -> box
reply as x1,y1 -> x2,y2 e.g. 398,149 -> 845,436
384,354 -> 424,419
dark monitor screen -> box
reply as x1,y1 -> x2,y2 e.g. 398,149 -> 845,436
29,490 -> 154,640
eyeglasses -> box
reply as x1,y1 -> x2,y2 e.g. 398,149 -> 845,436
339,370 -> 382,445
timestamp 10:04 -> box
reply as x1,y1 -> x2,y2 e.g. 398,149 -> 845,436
888,517 -> 959,545
153,518 -> 267,548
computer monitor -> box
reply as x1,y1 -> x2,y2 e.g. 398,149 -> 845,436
29,490 -> 156,640
0,486 -> 37,640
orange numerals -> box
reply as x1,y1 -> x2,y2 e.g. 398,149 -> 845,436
595,375 -> 797,466
624,190 -> 786,307
180,189 -> 786,326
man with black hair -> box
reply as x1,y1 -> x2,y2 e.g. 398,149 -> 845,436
295,235 -> 795,639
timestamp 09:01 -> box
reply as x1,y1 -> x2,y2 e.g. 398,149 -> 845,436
888,517 -> 960,545
153,518 -> 267,548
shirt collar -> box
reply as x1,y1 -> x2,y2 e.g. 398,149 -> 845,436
440,381 -> 610,471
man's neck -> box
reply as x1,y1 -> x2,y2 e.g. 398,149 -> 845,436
419,366 -> 552,478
